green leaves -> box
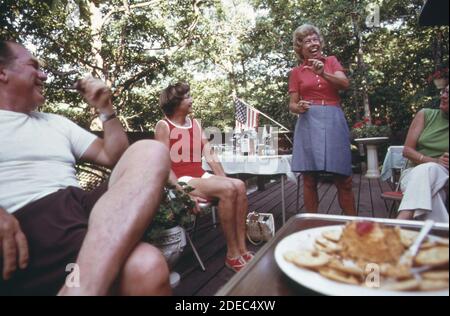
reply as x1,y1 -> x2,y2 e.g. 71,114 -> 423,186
352,122 -> 391,139
1,0 -> 447,135
144,183 -> 196,239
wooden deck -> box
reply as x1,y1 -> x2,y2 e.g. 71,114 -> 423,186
172,173 -> 395,296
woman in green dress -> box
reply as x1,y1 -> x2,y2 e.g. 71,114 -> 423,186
397,85 -> 449,222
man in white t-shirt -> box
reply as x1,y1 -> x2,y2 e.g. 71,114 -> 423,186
0,41 -> 171,295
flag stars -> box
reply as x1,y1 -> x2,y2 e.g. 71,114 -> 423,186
234,98 -> 259,130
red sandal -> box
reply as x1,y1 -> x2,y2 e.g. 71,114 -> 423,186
225,256 -> 246,272
241,251 -> 255,263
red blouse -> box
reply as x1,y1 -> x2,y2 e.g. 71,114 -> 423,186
288,56 -> 344,104
164,118 -> 205,179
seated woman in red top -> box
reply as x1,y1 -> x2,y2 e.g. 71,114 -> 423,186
154,82 -> 253,272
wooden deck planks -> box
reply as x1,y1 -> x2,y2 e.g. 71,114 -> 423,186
173,173 -> 395,296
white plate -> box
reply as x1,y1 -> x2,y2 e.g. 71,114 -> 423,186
274,225 -> 449,296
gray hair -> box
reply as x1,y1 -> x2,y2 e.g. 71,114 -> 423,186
292,24 -> 325,61
0,40 -> 16,67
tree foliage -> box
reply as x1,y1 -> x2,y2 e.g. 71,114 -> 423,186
1,0 -> 448,136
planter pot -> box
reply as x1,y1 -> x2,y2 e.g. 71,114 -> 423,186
149,225 -> 186,269
433,78 -> 448,89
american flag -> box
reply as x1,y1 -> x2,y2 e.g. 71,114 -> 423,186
235,98 -> 259,130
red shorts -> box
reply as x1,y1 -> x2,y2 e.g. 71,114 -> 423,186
0,183 -> 107,296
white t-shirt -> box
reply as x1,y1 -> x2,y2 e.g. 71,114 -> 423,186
0,109 -> 97,213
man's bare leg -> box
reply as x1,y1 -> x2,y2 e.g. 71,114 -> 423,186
59,140 -> 170,295
115,243 -> 171,296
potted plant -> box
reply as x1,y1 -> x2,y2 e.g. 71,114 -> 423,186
144,183 -> 196,269
427,67 -> 449,89
351,118 -> 391,140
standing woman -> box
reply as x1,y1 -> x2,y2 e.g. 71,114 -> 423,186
289,24 -> 356,215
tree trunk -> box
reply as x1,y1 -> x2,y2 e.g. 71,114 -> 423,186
229,63 -> 238,97
433,29 -> 443,70
352,10 -> 372,125
241,58 -> 247,89
362,88 -> 371,125
88,1 -> 106,80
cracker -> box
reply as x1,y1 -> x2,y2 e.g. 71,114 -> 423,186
283,251 -> 300,263
314,242 -> 335,254
292,250 -> 330,268
419,279 -> 449,291
399,229 -> 420,248
415,247 -> 449,266
318,267 -> 360,285
380,263 -> 412,280
420,241 -> 436,250
421,270 -> 449,281
316,237 -> 336,247
322,229 -> 342,242
315,237 -> 342,252
328,259 -> 363,277
435,238 -> 449,247
383,279 -> 420,291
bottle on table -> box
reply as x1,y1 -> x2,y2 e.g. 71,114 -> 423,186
262,125 -> 273,155
248,128 -> 257,156
241,130 -> 250,156
233,129 -> 242,155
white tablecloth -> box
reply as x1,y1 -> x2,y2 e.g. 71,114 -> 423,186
202,154 -> 296,183
381,146 -> 407,181
203,154 -> 295,224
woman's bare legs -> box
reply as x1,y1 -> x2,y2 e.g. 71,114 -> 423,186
333,175 -> 357,216
187,176 -> 249,258
302,173 -> 319,212
229,179 -> 249,255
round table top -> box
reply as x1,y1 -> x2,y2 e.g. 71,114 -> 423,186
354,137 -> 389,145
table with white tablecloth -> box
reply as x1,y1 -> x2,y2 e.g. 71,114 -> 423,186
202,154 -> 295,224
381,146 -> 407,182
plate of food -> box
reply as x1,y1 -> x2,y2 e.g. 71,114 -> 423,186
274,221 -> 449,296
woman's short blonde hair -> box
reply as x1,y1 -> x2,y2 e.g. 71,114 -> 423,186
292,24 -> 325,60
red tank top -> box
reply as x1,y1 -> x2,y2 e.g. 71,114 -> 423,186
164,118 -> 205,178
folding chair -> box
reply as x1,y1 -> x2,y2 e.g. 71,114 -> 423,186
185,199 -> 219,271
381,190 -> 403,218
381,159 -> 407,218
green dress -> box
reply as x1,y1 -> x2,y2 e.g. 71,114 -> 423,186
407,108 -> 449,168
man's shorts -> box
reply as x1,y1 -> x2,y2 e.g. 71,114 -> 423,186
0,183 -> 107,296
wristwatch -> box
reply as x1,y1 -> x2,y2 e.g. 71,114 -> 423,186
99,111 -> 117,123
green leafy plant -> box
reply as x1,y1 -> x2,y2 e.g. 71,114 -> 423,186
351,118 -> 391,139
144,183 -> 196,240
